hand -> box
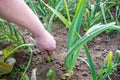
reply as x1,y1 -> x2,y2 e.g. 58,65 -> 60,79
35,30 -> 56,55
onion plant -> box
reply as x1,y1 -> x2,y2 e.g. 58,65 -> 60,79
0,19 -> 25,45
83,0 -> 120,31
0,19 -> 35,79
42,0 -> 120,79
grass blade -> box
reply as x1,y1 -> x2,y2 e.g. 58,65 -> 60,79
37,0 -> 46,16
41,0 -> 71,27
100,2 -> 107,23
47,0 -> 63,32
90,2 -> 120,26
64,0 -> 71,23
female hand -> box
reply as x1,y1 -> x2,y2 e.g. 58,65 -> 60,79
35,30 -> 56,55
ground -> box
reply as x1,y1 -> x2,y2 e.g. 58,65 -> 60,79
1,25 -> 120,80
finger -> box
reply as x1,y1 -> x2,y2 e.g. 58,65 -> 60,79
49,44 -> 56,54
43,50 -> 49,56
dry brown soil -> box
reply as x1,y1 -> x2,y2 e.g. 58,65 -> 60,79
1,26 -> 120,80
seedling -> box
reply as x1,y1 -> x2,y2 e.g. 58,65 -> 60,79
21,73 -> 30,80
45,55 -> 51,63
46,68 -> 55,80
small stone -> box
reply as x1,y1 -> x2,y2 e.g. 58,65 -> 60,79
104,49 -> 108,53
0,50 -> 3,55
94,37 -> 102,43
96,53 -> 102,58
5,57 -> 16,65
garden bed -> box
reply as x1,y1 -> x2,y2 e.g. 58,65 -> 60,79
2,25 -> 120,80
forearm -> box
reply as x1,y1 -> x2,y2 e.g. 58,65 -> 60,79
0,0 -> 46,37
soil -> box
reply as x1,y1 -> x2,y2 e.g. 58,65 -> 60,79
1,25 -> 120,80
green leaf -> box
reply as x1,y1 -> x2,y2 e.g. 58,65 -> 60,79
37,0 -> 46,16
65,22 -> 120,73
47,0 -> 63,32
28,0 -> 38,16
83,45 -> 97,80
107,51 -> 113,72
3,45 -> 17,58
21,73 -> 30,80
90,2 -> 119,26
0,36 -> 6,42
41,0 -> 71,27
0,61 -> 13,76
98,51 -> 114,80
64,0 -> 88,72
100,2 -> 107,23
67,0 -> 88,49
64,0 -> 71,23
114,50 -> 120,64
46,68 -> 55,80
45,55 -> 51,63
